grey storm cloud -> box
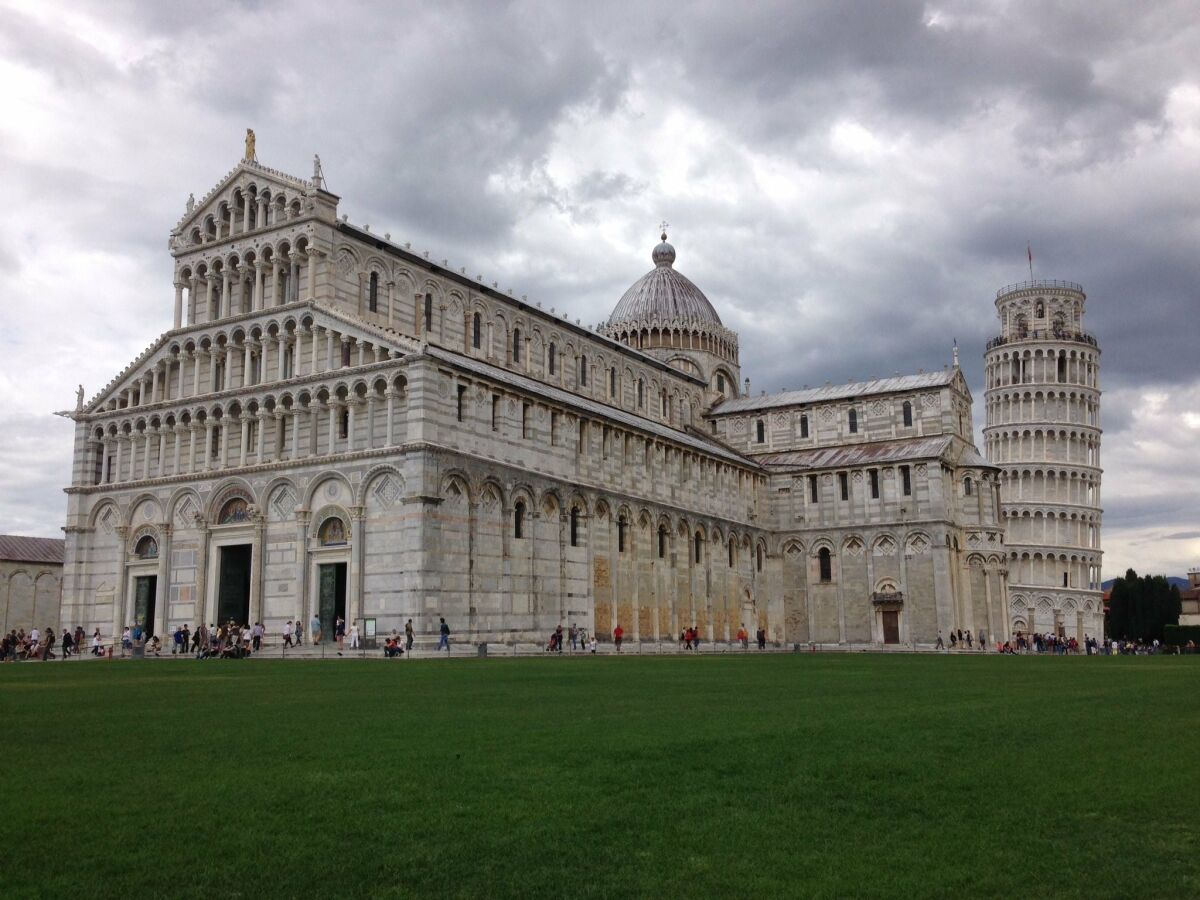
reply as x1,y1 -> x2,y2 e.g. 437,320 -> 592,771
1,0 -> 1198,576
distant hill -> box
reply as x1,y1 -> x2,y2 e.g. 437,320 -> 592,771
1101,576 -> 1189,591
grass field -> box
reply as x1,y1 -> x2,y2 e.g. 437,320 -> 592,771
1,654 -> 1197,898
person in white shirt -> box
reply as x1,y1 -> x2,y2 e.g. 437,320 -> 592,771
349,624 -> 360,649
282,621 -> 294,649
30,627 -> 40,644
588,636 -> 597,654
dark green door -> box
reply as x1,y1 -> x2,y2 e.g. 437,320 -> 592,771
134,576 -> 157,638
217,545 -> 252,626
318,563 -> 347,638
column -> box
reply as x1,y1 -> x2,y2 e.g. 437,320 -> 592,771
288,254 -> 300,303
188,425 -> 198,473
242,341 -> 253,388
203,423 -> 214,471
141,429 -> 152,479
357,340 -> 368,366
348,506 -> 366,629
233,264 -> 245,315
221,270 -> 232,318
346,401 -> 356,452
204,275 -> 215,322
277,334 -> 287,381
340,335 -> 351,368
154,523 -> 171,637
240,416 -> 249,467
365,394 -> 376,450
290,410 -> 301,459
188,275 -> 198,325
256,197 -> 268,232
327,402 -> 338,455
196,523 -> 211,624
151,366 -> 160,404
192,350 -> 203,397
295,511 -> 310,626
386,281 -> 395,327
241,196 -> 251,233
249,514 -> 265,625
305,247 -> 318,301
223,345 -> 234,391
256,411 -> 266,461
309,405 -> 319,457
173,282 -> 184,329
253,262 -> 265,312
114,436 -> 125,483
219,420 -> 229,469
310,325 -> 321,374
326,330 -> 336,370
270,260 -> 282,308
385,389 -> 395,447
172,425 -> 183,475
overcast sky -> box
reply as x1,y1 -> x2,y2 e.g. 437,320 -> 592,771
1,0 -> 1197,578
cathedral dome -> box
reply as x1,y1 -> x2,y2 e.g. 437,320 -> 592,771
608,232 -> 722,327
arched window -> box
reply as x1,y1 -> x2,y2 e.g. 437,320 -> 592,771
368,272 -> 379,312
548,342 -> 556,374
514,501 -> 526,539
756,419 -> 765,443
618,516 -> 627,553
728,539 -> 735,567
902,401 -> 912,427
424,293 -> 433,332
218,497 -> 249,524
570,507 -> 580,547
579,354 -> 588,386
818,547 -> 832,583
756,544 -> 763,572
512,328 -> 522,363
135,535 -> 158,559
848,409 -> 858,433
717,373 -> 725,393
964,476 -> 973,496
658,525 -> 667,559
800,414 -> 809,438
318,517 -> 346,545
637,379 -> 644,408
694,532 -> 702,564
472,313 -> 482,349
1035,301 -> 1045,318
609,367 -> 617,398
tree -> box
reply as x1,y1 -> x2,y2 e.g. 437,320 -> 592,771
1105,568 -> 1182,641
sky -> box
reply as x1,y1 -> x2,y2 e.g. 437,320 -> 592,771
0,0 -> 1197,579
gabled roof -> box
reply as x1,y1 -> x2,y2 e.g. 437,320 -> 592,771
0,535 -> 64,565
754,436 -> 954,470
173,158 -> 329,235
426,346 -> 760,469
713,370 -> 961,415
79,300 -> 421,417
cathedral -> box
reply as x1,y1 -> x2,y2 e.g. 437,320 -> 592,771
59,150 -> 1013,649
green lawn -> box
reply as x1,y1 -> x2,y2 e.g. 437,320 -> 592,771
1,654 -> 1196,898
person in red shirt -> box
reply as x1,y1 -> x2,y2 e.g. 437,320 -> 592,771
613,624 -> 624,653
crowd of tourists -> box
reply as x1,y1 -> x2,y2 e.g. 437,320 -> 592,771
4,619 -> 1195,660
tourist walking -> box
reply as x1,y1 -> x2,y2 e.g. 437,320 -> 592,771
737,625 -> 748,650
310,613 -> 322,645
437,617 -> 450,653
349,623 -> 360,650
569,624 -> 578,651
61,629 -> 73,658
613,623 -> 624,653
335,617 -> 346,650
172,627 -> 183,655
91,629 -> 103,656
283,621 -> 295,649
588,635 -> 597,654
294,618 -> 303,646
757,627 -> 767,650
405,619 -> 414,652
252,622 -> 263,652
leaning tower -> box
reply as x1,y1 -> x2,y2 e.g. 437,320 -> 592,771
983,279 -> 1104,641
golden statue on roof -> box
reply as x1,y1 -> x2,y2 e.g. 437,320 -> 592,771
244,128 -> 257,161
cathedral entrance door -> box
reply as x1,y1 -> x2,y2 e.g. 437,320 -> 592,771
881,610 -> 900,645
318,563 -> 347,639
133,576 -> 157,638
217,545 -> 252,626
